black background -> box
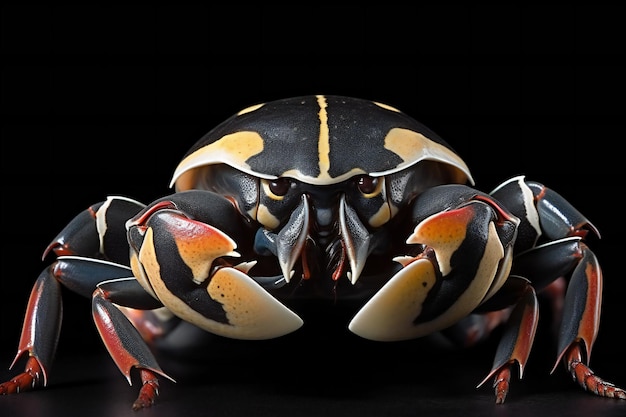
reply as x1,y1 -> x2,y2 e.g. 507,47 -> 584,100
1,4 -> 625,417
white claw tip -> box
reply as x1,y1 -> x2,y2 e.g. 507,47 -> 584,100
347,271 -> 360,285
283,270 -> 295,283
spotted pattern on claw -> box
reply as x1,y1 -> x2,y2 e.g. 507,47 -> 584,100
137,228 -> 302,339
207,268 -> 303,338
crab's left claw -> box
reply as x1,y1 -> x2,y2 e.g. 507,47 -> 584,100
127,190 -> 304,340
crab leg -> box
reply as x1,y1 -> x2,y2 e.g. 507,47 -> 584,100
476,280 -> 539,403
44,196 -> 146,264
92,279 -> 175,410
552,245 -> 626,399
0,256 -> 141,395
0,269 -> 61,394
490,176 -> 625,400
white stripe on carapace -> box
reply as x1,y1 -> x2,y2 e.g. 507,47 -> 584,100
316,95 -> 331,180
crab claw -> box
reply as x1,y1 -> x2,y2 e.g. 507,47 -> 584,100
348,258 -> 438,340
339,195 -> 371,284
275,195 -> 310,283
350,202 -> 512,341
127,200 -> 303,340
203,266 -> 304,339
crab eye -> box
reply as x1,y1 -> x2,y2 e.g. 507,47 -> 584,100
356,175 -> 381,197
268,177 -> 292,197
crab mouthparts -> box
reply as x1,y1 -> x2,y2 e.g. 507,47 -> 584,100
274,195 -> 371,285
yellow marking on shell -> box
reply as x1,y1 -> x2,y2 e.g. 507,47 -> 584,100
381,128 -> 473,184
316,95 -> 332,180
373,101 -> 402,113
257,204 -> 280,230
237,102 -> 264,115
168,220 -> 239,284
170,131 -> 266,189
407,208 -> 470,276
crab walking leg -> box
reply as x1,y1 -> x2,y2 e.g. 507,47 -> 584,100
476,282 -> 539,403
552,245 -> 626,399
92,278 -> 175,410
0,269 -> 61,394
1,196 -> 148,395
0,256 -> 140,395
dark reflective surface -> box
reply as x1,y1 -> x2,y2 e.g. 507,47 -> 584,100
2,311 -> 625,417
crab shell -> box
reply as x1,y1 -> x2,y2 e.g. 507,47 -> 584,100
170,95 -> 474,193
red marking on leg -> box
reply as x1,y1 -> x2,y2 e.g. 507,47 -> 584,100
93,290 -> 142,380
132,369 -> 160,410
129,200 -> 177,228
0,357 -> 44,395
578,252 -> 602,356
493,365 -> 512,404
565,343 -> 626,400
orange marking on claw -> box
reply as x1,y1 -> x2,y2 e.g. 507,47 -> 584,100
407,207 -> 475,276
407,207 -> 473,246
162,214 -> 239,283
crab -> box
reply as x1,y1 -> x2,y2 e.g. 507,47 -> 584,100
1,95 -> 624,410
